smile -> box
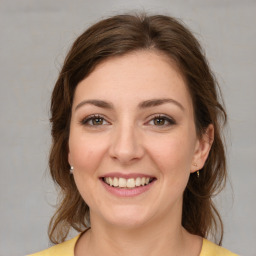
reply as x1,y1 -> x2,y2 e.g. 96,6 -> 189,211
103,177 -> 154,189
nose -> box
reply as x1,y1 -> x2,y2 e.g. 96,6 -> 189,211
109,122 -> 144,165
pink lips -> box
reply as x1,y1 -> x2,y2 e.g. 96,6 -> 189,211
101,172 -> 153,179
100,173 -> 156,197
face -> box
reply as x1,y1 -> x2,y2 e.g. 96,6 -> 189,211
68,51 -> 212,229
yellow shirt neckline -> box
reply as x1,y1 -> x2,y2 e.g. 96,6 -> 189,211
28,234 -> 238,256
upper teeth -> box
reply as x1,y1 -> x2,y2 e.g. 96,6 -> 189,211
104,177 -> 151,188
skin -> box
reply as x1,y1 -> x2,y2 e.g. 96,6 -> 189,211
68,50 -> 213,256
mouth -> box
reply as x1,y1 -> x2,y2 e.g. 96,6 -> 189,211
101,176 -> 156,189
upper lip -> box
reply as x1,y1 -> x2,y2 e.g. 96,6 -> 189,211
100,172 -> 156,179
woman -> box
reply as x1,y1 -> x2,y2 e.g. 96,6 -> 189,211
29,13 -> 238,256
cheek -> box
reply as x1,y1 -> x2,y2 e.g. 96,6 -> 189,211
69,132 -> 108,206
146,131 -> 195,174
69,131 -> 108,174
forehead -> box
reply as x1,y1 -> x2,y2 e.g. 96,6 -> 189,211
74,50 -> 193,111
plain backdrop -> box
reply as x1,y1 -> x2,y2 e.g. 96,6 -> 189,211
0,0 -> 255,255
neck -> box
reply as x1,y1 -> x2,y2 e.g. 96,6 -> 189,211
75,208 -> 202,256
96,221 -> 182,255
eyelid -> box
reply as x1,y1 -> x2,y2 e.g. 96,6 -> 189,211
80,114 -> 110,126
146,114 -> 176,126
79,113 -> 176,127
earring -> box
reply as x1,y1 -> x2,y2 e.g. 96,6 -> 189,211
192,163 -> 199,178
70,166 -> 74,174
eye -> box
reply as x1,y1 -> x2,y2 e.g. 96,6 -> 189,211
148,115 -> 176,127
80,115 -> 109,126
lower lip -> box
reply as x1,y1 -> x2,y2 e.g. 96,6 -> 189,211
100,179 -> 156,197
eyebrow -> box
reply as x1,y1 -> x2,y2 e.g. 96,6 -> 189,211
75,99 -> 114,111
75,98 -> 184,111
138,98 -> 184,111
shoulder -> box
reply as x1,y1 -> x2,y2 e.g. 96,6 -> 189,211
200,239 -> 239,256
27,235 -> 80,256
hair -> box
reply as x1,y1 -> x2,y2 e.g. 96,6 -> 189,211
48,13 -> 227,245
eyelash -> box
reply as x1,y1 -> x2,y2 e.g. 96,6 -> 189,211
80,114 -> 108,126
80,114 -> 176,127
148,114 -> 176,127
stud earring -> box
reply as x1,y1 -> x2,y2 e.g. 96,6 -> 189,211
70,166 -> 74,174
192,163 -> 199,178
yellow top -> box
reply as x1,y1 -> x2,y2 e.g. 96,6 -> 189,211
28,235 -> 239,256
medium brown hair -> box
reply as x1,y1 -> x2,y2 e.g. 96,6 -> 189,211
48,13 -> 227,244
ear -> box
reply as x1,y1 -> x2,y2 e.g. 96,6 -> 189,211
190,124 -> 214,173
68,153 -> 72,166
68,145 -> 72,167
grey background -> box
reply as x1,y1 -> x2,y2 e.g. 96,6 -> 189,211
0,0 -> 255,255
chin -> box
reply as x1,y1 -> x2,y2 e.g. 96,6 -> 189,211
100,205 -> 152,229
